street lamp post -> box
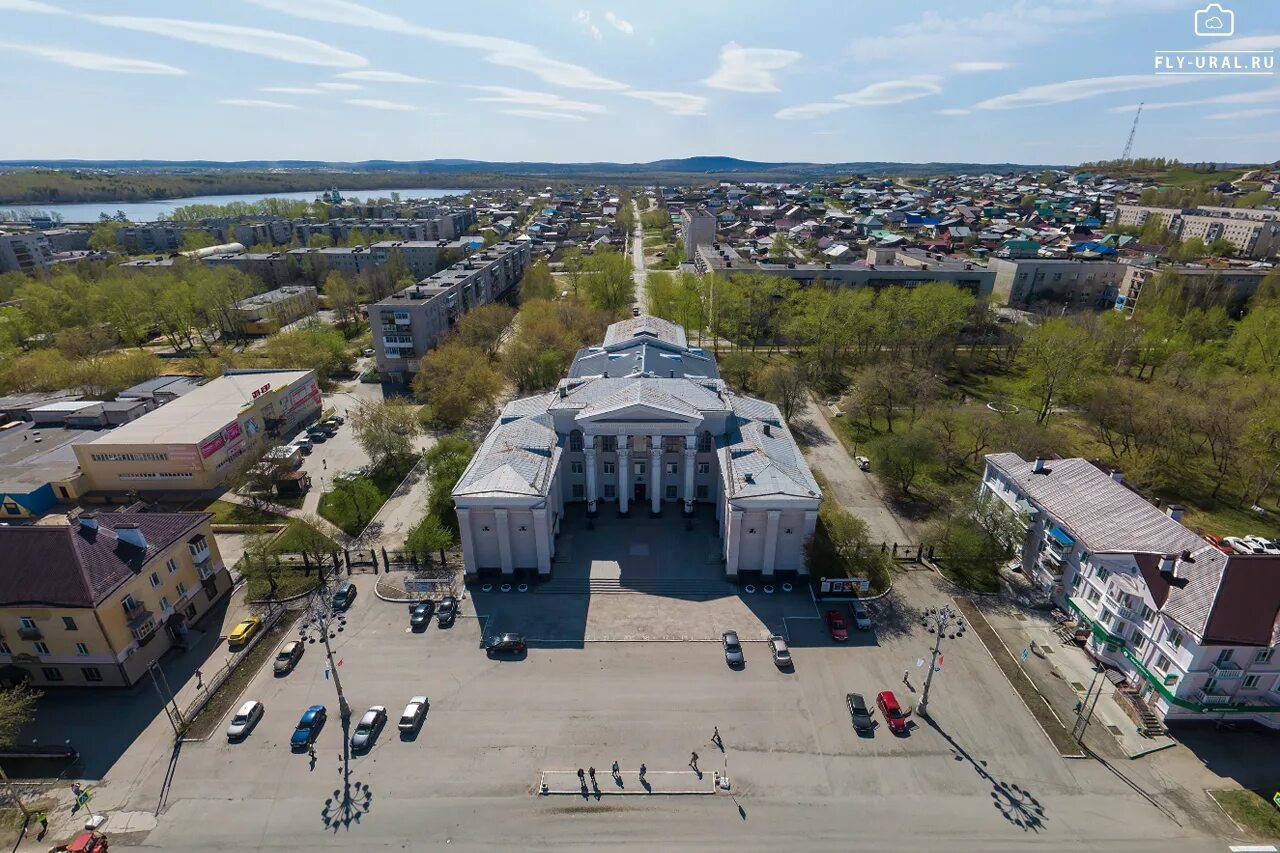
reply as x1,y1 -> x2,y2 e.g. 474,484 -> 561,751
917,605 -> 967,719
301,571 -> 351,723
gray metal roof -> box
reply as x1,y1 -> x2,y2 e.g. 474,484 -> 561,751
453,412 -> 560,499
721,397 -> 821,500
602,315 -> 687,349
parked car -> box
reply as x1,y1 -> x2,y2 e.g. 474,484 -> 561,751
291,704 -> 326,750
877,691 -> 909,735
273,640 -> 304,675
768,635 -> 792,669
332,581 -> 357,611
330,415 -> 345,425
825,609 -> 849,642
1224,536 -> 1265,555
398,696 -> 429,733
846,692 -> 875,734
437,595 -> 457,625
1201,533 -> 1232,554
227,699 -> 264,741
291,436 -> 312,453
350,706 -> 387,752
363,348 -> 374,356
850,598 -> 872,630
305,428 -> 327,444
410,601 -> 434,629
227,616 -> 263,649
1243,535 -> 1280,555
486,633 -> 527,656
855,455 -> 870,471
722,630 -> 744,667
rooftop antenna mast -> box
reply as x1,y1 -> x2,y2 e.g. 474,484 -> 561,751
1120,102 -> 1143,162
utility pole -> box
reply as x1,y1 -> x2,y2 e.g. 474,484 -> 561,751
1072,664 -> 1106,742
0,763 -> 30,821
917,605 -> 967,718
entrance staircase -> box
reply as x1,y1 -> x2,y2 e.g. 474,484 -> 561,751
534,575 -> 738,597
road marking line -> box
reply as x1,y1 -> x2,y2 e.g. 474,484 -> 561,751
1229,846 -> 1277,851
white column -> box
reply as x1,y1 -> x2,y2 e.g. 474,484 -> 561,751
533,507 -> 551,575
762,509 -> 781,576
584,433 -> 598,513
650,436 -> 662,515
457,507 -> 477,577
683,433 -> 697,513
725,509 -> 743,577
495,508 -> 513,575
801,509 -> 818,575
617,436 -> 630,515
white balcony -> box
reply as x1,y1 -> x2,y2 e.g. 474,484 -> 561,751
1209,662 -> 1244,680
188,538 -> 210,563
1196,688 -> 1231,705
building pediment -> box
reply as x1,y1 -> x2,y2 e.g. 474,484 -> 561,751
577,401 -> 702,425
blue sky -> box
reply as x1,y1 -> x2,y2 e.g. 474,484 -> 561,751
0,0 -> 1277,165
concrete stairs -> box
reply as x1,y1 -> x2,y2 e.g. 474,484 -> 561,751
534,576 -> 738,597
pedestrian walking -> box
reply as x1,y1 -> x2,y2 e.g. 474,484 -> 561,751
638,763 -> 646,779
689,751 -> 699,771
577,768 -> 585,784
903,669 -> 909,684
611,760 -> 620,777
712,726 -> 721,745
588,766 -> 596,782
307,743 -> 316,769
195,668 -> 204,690
34,811 -> 47,841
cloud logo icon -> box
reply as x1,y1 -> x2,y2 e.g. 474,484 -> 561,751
1194,4 -> 1235,37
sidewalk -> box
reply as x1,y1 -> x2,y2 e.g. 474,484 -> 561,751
539,769 -> 717,796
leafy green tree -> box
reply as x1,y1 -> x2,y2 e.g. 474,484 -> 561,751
457,302 -> 517,359
757,363 -> 808,423
0,685 -> 41,748
874,427 -> 939,497
719,350 -> 759,392
324,271 -> 363,329
806,502 -> 893,590
406,513 -> 456,567
578,247 -> 634,314
413,339 -> 502,426
327,476 -> 382,535
180,230 -> 217,252
349,398 -> 421,470
925,489 -> 1026,589
518,259 -> 557,302
88,222 -> 118,252
258,324 -> 352,385
1207,237 -> 1237,257
1021,318 -> 1098,423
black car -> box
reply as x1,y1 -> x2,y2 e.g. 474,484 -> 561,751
436,595 -> 457,625
847,692 -> 875,734
486,633 -> 526,655
410,601 -> 434,629
332,581 -> 357,612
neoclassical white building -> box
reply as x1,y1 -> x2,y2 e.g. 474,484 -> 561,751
452,316 -> 822,579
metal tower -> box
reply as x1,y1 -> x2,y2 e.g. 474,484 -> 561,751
1120,102 -> 1143,161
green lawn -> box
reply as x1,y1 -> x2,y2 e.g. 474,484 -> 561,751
1210,789 -> 1280,839
269,520 -> 339,554
317,460 -> 414,537
244,564 -> 323,601
202,499 -> 286,526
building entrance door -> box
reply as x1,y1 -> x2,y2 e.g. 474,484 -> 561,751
634,483 -> 646,504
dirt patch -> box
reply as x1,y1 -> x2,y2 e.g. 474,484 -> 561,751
954,597 -> 1084,757
184,610 -> 301,740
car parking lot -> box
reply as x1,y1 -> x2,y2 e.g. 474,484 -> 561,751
117,569 -> 1219,851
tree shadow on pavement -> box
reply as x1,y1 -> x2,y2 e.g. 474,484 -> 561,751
789,415 -> 832,449
321,715 -> 373,832
866,590 -> 924,641
923,714 -> 1048,833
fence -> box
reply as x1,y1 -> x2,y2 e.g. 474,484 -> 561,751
174,604 -> 285,734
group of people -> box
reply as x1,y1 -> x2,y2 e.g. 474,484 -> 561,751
573,728 -> 722,788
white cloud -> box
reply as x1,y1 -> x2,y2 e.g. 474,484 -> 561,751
1211,35 -> 1280,52
837,75 -> 942,106
317,82 -> 361,90
221,98 -> 296,109
0,0 -> 66,14
345,98 -> 416,111
936,108 -> 970,115
336,70 -> 429,83
1110,86 -> 1280,113
622,90 -> 707,116
953,61 -> 1009,72
775,102 -> 848,120
503,109 -> 588,121
470,85 -> 606,114
88,15 -> 367,67
573,10 -> 601,42
0,42 -> 185,74
262,86 -> 324,94
850,1 -> 1181,63
246,0 -> 626,90
703,42 -> 801,93
605,11 -> 633,35
975,74 -> 1193,109
1205,107 -> 1280,120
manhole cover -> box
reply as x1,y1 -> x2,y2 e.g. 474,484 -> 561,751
1070,681 -> 1086,692
1105,725 -> 1123,737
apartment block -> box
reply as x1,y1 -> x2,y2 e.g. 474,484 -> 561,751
372,241 -> 532,382
0,230 -> 54,274
369,239 -> 473,279
989,257 -> 1127,307
114,224 -> 186,254
1115,204 -> 1280,259
0,509 -> 232,687
219,285 -> 319,336
981,453 -> 1280,728
682,206 -> 717,259
1114,263 -> 1272,315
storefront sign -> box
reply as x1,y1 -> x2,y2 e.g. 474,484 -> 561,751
198,435 -> 225,459
820,578 -> 870,594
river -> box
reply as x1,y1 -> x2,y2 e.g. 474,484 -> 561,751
1,187 -> 470,224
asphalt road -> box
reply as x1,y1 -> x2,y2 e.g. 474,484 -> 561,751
97,571 -> 1227,852
631,198 -> 647,308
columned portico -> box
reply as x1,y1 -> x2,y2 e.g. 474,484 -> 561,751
495,508 -> 513,575
457,507 -> 476,575
617,436 -> 631,516
649,435 -> 662,516
762,509 -> 781,576
584,432 -> 598,514
682,433 -> 696,514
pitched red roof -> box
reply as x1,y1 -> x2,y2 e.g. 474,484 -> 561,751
0,511 -> 210,608
1201,556 -> 1280,646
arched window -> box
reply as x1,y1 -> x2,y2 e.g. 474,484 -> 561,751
569,430 -> 584,453
698,431 -> 713,453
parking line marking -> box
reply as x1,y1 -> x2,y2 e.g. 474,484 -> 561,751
1229,846 -> 1278,852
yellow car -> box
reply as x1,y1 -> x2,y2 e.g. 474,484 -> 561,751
227,617 -> 263,648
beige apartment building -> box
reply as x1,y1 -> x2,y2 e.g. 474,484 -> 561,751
76,370 -> 321,493
0,509 -> 231,688
1114,204 -> 1280,258
1113,263 -> 1272,315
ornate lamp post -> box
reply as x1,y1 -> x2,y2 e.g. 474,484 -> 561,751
917,604 -> 967,718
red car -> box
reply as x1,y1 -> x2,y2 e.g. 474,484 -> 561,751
1201,533 -> 1232,555
877,690 -> 909,735
825,609 -> 849,642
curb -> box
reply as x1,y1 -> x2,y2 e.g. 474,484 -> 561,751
540,788 -> 715,796
247,587 -> 315,606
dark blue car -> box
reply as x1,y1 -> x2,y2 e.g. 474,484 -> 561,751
291,704 -> 326,750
